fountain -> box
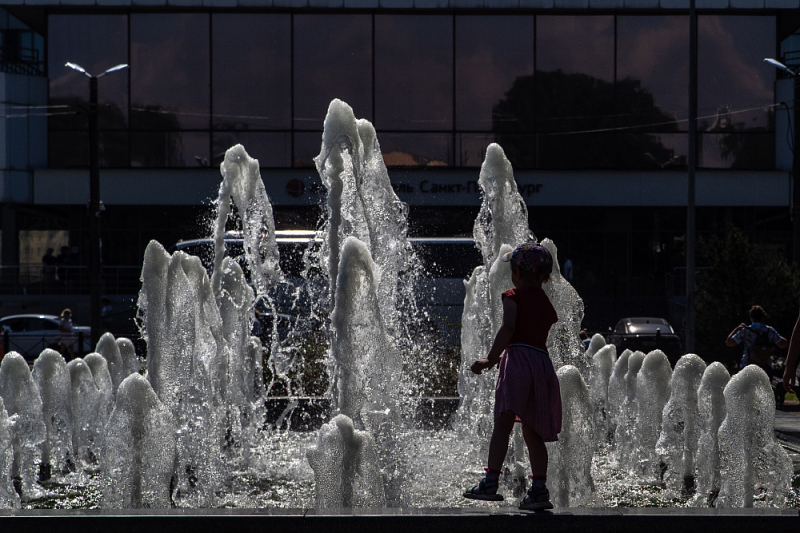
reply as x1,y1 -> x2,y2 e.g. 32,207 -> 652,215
0,99 -> 796,516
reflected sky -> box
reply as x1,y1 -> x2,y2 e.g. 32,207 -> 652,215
698,16 -> 775,130
49,15 -> 128,126
294,14 -> 372,129
375,15 -> 453,131
213,14 -> 291,131
537,16 -> 614,82
131,14 -> 209,130
46,12 -> 779,170
618,16 -> 688,129
456,16 -> 533,131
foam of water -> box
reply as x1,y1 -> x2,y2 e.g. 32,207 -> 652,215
101,373 -> 176,508
67,357 -> 104,471
212,144 -> 281,298
606,349 -> 631,446
0,394 -> 18,508
690,361 -> 730,507
615,351 -> 644,470
715,365 -> 793,507
95,333 -> 125,394
31,349 -> 75,477
589,344 -> 617,443
306,413 -> 384,508
0,353 -> 47,500
656,354 -> 706,491
549,365 -> 595,507
633,350 -> 672,482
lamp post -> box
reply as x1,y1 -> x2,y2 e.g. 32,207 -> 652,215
765,58 -> 800,265
686,0 -> 697,353
65,62 -> 128,349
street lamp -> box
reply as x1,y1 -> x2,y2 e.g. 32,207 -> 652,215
65,62 -> 129,349
764,57 -> 800,265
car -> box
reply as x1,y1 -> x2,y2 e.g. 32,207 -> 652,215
605,317 -> 683,365
0,314 -> 91,362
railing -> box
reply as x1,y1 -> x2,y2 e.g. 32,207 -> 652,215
0,264 -> 142,295
0,31 -> 45,77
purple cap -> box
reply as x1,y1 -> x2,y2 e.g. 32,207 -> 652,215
502,242 -> 553,274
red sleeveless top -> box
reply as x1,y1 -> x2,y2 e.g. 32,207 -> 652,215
502,287 -> 558,351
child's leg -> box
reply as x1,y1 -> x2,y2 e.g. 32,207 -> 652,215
519,424 -> 553,510
487,411 -> 516,473
521,424 -> 547,478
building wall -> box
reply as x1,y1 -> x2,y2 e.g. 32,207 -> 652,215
0,71 -> 47,203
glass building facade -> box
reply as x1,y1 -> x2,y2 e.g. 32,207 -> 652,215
47,12 -> 777,171
0,5 -> 794,336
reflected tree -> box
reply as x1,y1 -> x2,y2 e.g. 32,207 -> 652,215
706,106 -> 774,170
49,97 -> 128,167
130,105 -> 183,167
492,70 -> 681,170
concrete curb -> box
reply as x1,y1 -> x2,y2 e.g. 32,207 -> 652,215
0,507 -> 798,533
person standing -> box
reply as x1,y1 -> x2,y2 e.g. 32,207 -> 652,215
58,308 -> 75,360
463,242 -> 561,511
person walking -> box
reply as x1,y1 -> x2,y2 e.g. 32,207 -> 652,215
726,305 -> 788,406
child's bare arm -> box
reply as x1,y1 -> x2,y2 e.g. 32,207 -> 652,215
471,297 -> 517,375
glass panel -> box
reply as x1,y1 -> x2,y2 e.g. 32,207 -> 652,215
49,131 -> 88,168
378,133 -> 452,167
131,132 -> 210,168
212,14 -> 290,130
294,14 -> 372,129
293,132 -> 321,168
537,133 -> 616,169
375,15 -> 453,131
698,16 -> 775,131
478,133 -> 537,169
535,16 -> 614,133
455,16 -> 533,131
617,16 -> 688,132
458,133 -> 496,167
100,131 -> 130,168
48,15 -> 129,130
698,132 -> 775,169
617,132 -> 687,170
212,132 -> 291,168
131,14 -> 210,130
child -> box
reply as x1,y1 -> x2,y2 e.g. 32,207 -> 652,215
463,242 -> 561,511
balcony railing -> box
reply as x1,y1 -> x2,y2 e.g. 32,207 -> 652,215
0,264 -> 142,295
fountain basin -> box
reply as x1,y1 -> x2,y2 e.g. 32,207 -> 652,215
1,506 -> 797,533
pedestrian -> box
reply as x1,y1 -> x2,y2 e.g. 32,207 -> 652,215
579,329 -> 590,351
56,246 -> 72,286
463,242 -> 561,511
726,304 -> 788,406
102,298 -> 113,332
42,248 -> 57,285
58,308 -> 75,360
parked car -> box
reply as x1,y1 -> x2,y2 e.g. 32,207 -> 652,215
605,317 -> 683,365
0,314 -> 90,362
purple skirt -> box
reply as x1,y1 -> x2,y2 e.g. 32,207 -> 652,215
494,344 -> 562,442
